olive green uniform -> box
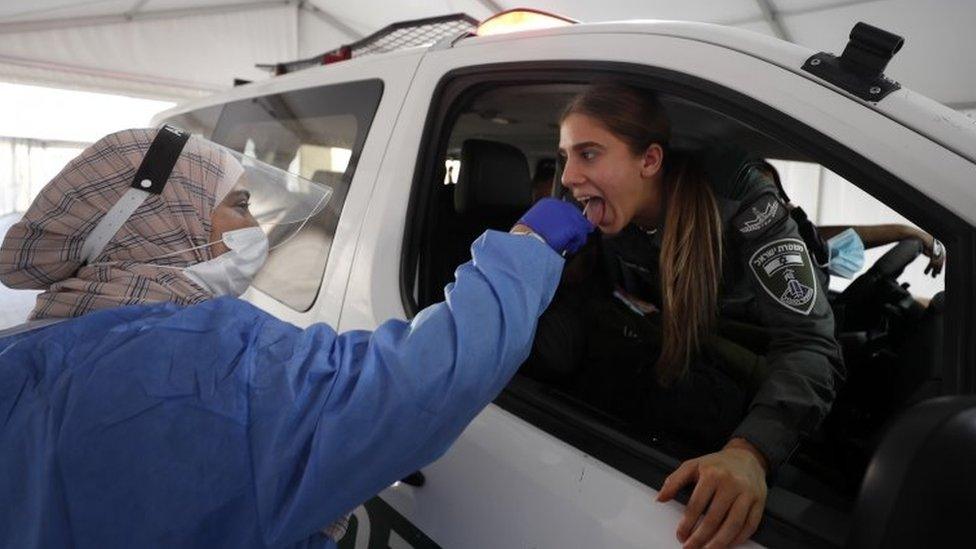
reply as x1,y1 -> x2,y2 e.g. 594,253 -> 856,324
600,148 -> 845,469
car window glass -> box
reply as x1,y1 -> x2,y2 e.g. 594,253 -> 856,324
175,80 -> 383,311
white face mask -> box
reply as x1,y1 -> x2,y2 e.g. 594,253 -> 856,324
183,226 -> 269,297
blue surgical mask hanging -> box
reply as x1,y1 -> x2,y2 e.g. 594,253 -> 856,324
826,228 -> 865,279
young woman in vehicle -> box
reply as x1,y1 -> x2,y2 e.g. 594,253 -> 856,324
548,82 -> 845,548
0,127 -> 592,547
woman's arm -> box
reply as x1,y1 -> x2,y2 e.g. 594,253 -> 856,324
246,230 -> 565,545
819,223 -> 918,248
658,180 -> 844,549
249,197 -> 595,545
732,199 -> 845,471
819,224 -> 944,275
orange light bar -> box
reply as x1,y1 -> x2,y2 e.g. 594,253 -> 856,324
476,8 -> 576,37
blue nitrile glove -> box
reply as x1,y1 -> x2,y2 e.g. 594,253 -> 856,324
517,197 -> 595,255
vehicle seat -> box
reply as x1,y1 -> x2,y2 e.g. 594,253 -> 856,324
310,169 -> 345,188
454,139 -> 532,226
895,291 -> 945,407
848,396 -> 976,548
430,139 -> 532,296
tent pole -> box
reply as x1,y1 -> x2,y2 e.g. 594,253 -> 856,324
124,0 -> 153,19
0,52 -> 219,98
0,1 -> 290,34
474,0 -> 505,14
754,0 -> 790,42
724,0 -> 883,26
298,1 -> 364,40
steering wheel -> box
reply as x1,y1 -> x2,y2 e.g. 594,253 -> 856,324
872,238 -> 925,280
839,238 -> 924,330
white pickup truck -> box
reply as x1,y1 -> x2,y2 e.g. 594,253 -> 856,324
155,10 -> 976,548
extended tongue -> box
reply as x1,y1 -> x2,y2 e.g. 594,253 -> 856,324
583,198 -> 605,226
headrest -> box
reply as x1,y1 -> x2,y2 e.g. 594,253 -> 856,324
454,139 -> 531,215
309,170 -> 343,188
534,158 -> 556,183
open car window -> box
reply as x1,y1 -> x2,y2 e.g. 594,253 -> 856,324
404,73 -> 959,546
771,159 -> 945,298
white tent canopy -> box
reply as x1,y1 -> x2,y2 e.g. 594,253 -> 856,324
0,0 -> 972,107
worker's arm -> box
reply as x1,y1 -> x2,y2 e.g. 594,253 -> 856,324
250,200 -> 592,546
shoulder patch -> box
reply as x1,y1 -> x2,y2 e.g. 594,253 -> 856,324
733,193 -> 787,238
749,237 -> 817,315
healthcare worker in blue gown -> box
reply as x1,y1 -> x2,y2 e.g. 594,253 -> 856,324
0,127 -> 593,548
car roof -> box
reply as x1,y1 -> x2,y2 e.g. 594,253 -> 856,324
152,46 -> 427,125
156,19 -> 976,165
455,20 -> 976,164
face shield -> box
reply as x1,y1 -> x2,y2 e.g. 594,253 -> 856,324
80,127 -> 335,299
218,146 -> 333,252
173,144 -> 335,298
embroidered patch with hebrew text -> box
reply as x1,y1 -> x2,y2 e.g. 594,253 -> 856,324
749,237 -> 817,315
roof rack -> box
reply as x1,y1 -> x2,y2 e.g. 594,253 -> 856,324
258,13 -> 479,75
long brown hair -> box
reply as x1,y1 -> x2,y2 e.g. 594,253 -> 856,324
562,83 -> 723,385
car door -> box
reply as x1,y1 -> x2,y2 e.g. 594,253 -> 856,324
339,24 -> 976,548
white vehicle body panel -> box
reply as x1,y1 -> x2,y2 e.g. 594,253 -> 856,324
153,20 -> 976,548
381,405 -> 690,548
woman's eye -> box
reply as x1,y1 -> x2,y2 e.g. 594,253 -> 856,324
581,150 -> 597,161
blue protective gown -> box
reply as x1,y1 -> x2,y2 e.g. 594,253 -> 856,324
0,231 -> 563,548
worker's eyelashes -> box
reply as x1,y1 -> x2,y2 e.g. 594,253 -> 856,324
227,190 -> 251,211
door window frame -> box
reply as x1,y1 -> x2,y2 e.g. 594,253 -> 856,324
399,61 -> 976,547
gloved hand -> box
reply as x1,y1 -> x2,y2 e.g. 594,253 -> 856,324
516,198 -> 595,255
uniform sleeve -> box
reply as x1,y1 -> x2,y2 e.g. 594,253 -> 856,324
728,178 -> 845,472
248,230 -> 564,546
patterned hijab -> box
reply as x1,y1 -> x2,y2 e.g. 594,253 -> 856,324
0,128 -> 242,320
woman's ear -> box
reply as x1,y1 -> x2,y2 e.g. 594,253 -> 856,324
640,143 -> 665,179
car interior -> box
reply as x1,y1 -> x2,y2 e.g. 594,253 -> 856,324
410,82 -> 948,524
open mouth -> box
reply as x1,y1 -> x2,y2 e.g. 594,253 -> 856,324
578,195 -> 606,226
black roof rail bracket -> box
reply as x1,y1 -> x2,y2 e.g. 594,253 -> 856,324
802,22 -> 904,102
